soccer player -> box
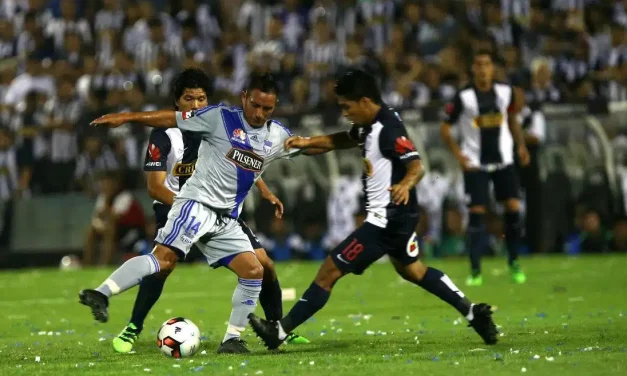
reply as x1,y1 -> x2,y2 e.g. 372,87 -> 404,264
81,73 -> 317,353
440,50 -> 530,286
247,69 -> 498,350
108,69 -> 308,354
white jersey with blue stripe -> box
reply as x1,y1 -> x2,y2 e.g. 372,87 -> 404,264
174,104 -> 300,218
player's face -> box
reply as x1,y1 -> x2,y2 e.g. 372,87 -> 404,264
337,96 -> 369,125
241,89 -> 277,127
176,88 -> 208,112
472,54 -> 494,84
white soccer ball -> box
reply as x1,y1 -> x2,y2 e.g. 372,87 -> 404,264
157,317 -> 201,358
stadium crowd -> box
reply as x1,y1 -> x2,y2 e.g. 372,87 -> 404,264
0,0 -> 626,264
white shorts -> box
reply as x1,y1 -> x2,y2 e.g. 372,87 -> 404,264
155,198 -> 254,267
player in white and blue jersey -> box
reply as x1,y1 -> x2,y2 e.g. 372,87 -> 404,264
108,69 -> 308,354
81,73 -> 320,353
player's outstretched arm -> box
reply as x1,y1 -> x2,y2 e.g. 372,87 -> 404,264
285,132 -> 358,151
91,110 -> 176,129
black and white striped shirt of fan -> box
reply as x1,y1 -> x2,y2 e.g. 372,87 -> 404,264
444,82 -> 519,172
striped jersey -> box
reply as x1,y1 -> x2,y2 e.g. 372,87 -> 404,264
348,106 -> 421,228
143,128 -> 201,204
174,104 -> 300,218
444,82 -> 516,168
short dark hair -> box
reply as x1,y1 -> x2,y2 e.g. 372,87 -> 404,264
334,69 -> 382,104
474,48 -> 494,61
171,68 -> 212,104
247,72 -> 280,96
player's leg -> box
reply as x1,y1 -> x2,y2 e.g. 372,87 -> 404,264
238,219 -> 309,344
464,170 -> 490,286
390,257 -> 498,345
79,199 -> 202,323
493,166 -> 526,283
203,218 -> 264,354
114,204 -> 173,353
248,223 -> 385,350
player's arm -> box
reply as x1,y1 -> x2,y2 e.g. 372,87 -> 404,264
380,127 -> 424,205
507,87 -> 527,147
508,87 -> 530,166
144,130 -> 175,205
439,92 -> 467,167
91,106 -> 219,135
285,131 -> 359,152
255,178 -> 284,218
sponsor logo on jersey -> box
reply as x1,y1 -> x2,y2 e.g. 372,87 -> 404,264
148,144 -> 161,161
182,110 -> 195,120
473,113 -> 503,128
263,140 -> 273,154
226,148 -> 264,172
394,136 -> 416,154
172,161 -> 196,176
363,158 -> 373,177
231,128 -> 247,144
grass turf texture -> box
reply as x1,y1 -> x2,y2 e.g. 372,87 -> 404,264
0,255 -> 625,376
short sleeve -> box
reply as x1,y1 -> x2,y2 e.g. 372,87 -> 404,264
379,125 -> 421,164
176,105 -> 221,135
144,129 -> 171,171
443,92 -> 463,125
275,123 -> 303,160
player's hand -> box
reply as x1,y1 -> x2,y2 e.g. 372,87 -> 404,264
284,136 -> 310,150
517,145 -> 530,167
388,183 -> 411,205
455,153 -> 476,171
90,113 -> 129,128
262,191 -> 284,219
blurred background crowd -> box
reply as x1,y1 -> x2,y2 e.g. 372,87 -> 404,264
0,0 -> 627,268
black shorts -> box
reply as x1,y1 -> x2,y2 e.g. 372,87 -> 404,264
330,216 -> 420,275
237,218 -> 263,250
463,165 -> 520,207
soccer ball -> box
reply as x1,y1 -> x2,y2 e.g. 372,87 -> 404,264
157,317 -> 201,358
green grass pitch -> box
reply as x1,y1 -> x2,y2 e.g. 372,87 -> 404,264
0,255 -> 625,375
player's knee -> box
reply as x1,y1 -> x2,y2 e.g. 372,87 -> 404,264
503,199 -> 520,212
255,249 -> 277,279
469,205 -> 486,214
152,244 -> 179,272
244,262 -> 264,280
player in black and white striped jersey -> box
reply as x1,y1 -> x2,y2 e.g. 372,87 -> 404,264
248,69 -> 498,350
111,68 -> 309,355
440,49 -> 530,286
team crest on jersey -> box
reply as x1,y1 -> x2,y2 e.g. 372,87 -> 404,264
406,233 -> 419,257
226,148 -> 264,172
363,158 -> 373,177
231,128 -> 247,144
263,140 -> 273,154
182,110 -> 195,120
